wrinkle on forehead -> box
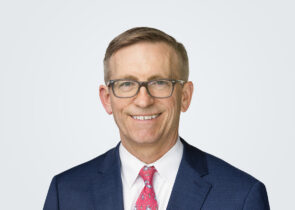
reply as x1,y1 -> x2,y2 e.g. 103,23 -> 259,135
108,42 -> 181,80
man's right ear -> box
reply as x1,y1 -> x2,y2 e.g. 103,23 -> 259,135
99,85 -> 113,114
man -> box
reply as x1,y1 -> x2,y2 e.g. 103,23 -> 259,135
44,27 -> 270,210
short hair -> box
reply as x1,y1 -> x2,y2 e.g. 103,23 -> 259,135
103,27 -> 189,83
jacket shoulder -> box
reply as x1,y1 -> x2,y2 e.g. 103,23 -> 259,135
183,139 -> 259,184
184,142 -> 269,209
44,145 -> 121,210
55,145 -> 117,181
202,150 -> 269,209
204,151 -> 259,184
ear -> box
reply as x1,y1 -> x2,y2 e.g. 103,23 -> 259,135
181,81 -> 194,112
99,85 -> 113,114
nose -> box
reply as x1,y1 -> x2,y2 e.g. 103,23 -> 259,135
133,86 -> 154,108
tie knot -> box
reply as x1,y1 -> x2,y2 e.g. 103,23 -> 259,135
139,166 -> 157,183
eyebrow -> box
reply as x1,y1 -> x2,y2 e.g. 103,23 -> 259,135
117,74 -> 170,81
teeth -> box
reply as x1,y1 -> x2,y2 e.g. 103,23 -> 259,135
132,114 -> 159,120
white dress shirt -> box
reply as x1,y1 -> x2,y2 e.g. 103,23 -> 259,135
119,137 -> 183,210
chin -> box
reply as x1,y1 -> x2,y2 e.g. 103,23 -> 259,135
130,132 -> 160,145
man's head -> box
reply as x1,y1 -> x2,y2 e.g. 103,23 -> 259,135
99,27 -> 193,161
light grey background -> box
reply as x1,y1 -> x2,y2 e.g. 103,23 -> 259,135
0,0 -> 294,209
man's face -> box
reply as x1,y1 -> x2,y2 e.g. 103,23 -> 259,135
100,42 -> 193,148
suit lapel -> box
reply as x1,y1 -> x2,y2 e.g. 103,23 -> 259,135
167,138 -> 212,210
92,143 -> 124,210
91,139 -> 211,210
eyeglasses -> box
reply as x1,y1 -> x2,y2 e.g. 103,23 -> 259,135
107,79 -> 185,98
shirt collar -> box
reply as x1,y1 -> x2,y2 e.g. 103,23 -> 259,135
119,137 -> 183,188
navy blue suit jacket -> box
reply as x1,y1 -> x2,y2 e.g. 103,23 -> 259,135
44,138 -> 270,209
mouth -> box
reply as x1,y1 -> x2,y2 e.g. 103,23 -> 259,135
130,113 -> 161,121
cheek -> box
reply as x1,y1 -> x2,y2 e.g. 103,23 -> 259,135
165,98 -> 181,120
169,96 -> 182,123
110,99 -> 124,119
171,92 -> 182,112
110,98 -> 132,123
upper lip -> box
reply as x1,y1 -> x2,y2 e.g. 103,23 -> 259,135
130,113 -> 160,116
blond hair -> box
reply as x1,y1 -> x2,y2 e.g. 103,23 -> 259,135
103,27 -> 189,83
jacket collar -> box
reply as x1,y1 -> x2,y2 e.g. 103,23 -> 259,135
93,138 -> 211,210
92,142 -> 124,210
166,138 -> 212,209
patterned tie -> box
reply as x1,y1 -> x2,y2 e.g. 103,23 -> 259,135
135,166 -> 158,210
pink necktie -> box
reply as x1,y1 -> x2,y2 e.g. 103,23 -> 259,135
135,166 -> 158,210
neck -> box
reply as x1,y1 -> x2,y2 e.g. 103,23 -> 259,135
121,133 -> 179,164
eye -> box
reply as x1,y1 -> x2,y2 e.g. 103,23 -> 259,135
115,81 -> 137,92
155,80 -> 169,86
150,80 -> 170,87
119,81 -> 134,87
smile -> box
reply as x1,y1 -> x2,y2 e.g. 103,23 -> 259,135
131,114 -> 160,121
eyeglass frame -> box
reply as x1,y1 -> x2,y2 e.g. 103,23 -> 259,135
107,79 -> 186,98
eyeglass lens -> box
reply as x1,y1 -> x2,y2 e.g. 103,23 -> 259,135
113,80 -> 173,98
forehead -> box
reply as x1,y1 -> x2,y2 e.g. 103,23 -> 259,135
108,42 -> 180,80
